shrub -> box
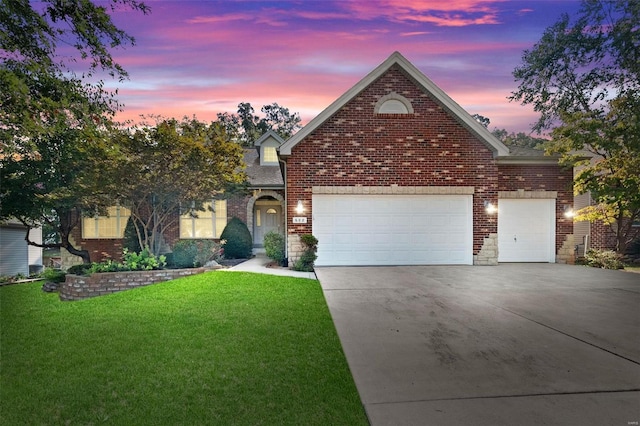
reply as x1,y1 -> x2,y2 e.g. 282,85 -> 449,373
220,217 -> 253,259
122,248 -> 166,271
293,234 -> 318,272
86,249 -> 166,274
66,263 -> 92,276
42,268 -> 66,283
171,239 -> 224,268
122,216 -> 143,253
584,249 -> 624,270
264,231 -> 285,265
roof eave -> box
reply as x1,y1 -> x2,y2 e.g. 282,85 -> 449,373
496,156 -> 561,165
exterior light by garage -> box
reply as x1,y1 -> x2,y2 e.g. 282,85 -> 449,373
484,200 -> 497,214
295,200 -> 305,214
563,205 -> 575,218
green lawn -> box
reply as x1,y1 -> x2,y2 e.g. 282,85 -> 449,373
0,272 -> 367,425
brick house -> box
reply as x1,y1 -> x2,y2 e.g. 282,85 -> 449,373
63,131 -> 286,266
66,52 -> 575,267
280,52 -> 574,266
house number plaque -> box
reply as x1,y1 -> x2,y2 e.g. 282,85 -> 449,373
292,217 -> 307,224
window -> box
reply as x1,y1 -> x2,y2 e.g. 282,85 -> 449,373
374,92 -> 414,114
378,99 -> 409,114
83,206 -> 131,239
180,200 -> 227,239
263,146 -> 278,164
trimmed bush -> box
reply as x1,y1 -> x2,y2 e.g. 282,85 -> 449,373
293,234 -> 318,272
171,239 -> 224,268
264,231 -> 285,265
220,217 -> 253,259
123,216 -> 143,254
584,249 -> 624,270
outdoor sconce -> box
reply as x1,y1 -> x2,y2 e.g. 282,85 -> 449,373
484,200 -> 497,214
564,205 -> 575,218
295,200 -> 305,214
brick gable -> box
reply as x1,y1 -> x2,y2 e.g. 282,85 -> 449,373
286,65 -> 500,253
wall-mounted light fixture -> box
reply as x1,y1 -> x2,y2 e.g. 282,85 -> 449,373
295,200 -> 305,214
563,205 -> 575,218
484,200 -> 497,214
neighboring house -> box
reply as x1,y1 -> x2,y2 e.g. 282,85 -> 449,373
573,168 -> 640,256
0,219 -> 43,276
64,52 -> 575,266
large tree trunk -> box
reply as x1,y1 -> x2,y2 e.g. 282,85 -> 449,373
24,226 -> 91,264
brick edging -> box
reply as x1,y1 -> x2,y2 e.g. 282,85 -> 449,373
60,268 -> 207,301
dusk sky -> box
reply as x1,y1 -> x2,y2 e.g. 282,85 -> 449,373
104,0 -> 584,134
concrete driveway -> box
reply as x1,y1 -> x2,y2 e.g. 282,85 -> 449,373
315,264 -> 640,425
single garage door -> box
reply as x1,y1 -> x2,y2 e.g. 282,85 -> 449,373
312,194 -> 473,266
498,199 -> 555,263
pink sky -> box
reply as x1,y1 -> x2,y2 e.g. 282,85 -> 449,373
103,0 -> 583,134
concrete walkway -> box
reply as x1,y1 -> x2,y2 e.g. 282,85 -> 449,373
316,264 -> 640,426
222,253 -> 317,280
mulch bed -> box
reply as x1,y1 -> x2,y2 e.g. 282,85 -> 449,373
218,258 -> 250,267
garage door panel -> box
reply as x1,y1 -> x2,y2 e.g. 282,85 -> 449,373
313,194 -> 472,266
498,199 -> 555,263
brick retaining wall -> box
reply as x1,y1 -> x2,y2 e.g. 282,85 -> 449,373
60,268 -> 207,301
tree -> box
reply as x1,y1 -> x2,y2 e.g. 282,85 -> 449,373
0,0 -> 149,152
510,0 -> 640,252
491,129 -> 546,150
0,125 -> 125,263
0,0 -> 149,261
552,93 -> 640,252
472,114 -> 490,128
217,102 -> 302,146
115,118 -> 247,256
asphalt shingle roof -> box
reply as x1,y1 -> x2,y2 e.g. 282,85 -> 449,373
244,149 -> 284,188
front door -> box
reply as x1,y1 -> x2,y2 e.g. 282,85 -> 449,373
253,204 -> 282,247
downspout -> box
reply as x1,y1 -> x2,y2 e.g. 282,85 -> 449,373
279,157 -> 289,266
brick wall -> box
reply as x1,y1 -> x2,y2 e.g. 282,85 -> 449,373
60,268 -> 207,301
497,164 -> 574,255
227,194 -> 251,224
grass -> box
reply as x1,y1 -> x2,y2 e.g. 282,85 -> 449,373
0,272 -> 367,425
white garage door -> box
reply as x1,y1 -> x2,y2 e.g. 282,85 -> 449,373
498,199 -> 555,263
312,194 -> 473,266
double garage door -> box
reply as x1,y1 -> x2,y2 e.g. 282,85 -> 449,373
312,194 -> 473,266
312,195 -> 556,266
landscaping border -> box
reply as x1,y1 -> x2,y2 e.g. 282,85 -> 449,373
60,268 -> 207,301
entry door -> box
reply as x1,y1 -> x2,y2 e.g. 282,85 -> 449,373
498,199 -> 555,262
253,206 -> 282,246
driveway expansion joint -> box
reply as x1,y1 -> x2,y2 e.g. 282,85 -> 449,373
482,301 -> 640,367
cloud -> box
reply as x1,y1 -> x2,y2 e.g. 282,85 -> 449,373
400,31 -> 432,37
187,13 -> 252,24
342,0 -> 506,26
